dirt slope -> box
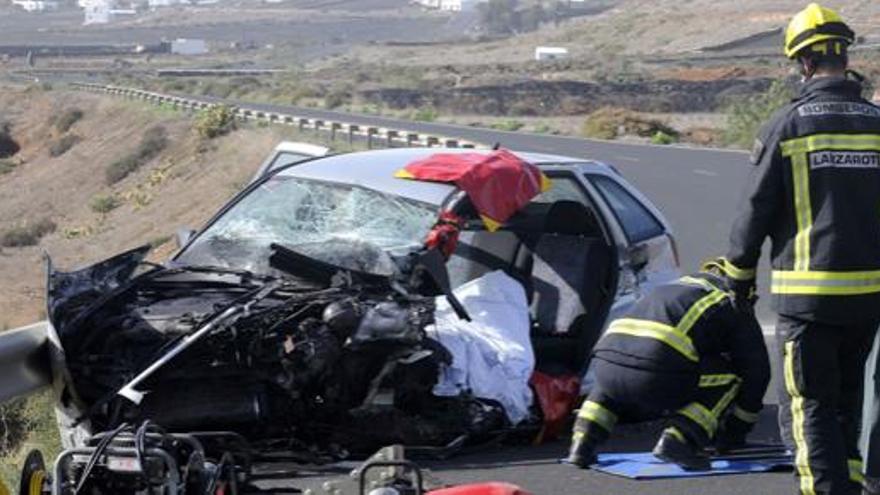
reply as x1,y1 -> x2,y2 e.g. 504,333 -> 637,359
0,86 -> 294,328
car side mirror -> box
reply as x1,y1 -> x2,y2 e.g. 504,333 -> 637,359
175,228 -> 196,249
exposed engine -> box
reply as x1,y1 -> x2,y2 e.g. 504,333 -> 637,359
49,246 -> 507,458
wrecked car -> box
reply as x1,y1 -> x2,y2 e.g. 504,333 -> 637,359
8,146 -> 679,492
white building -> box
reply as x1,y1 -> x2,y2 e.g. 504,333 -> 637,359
12,0 -> 59,12
170,38 -> 208,55
534,46 -> 569,61
413,0 -> 469,12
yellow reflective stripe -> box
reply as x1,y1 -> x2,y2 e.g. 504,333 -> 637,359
606,318 -> 699,362
785,341 -> 816,495
698,374 -> 738,388
678,275 -> 717,292
702,257 -> 756,281
578,400 -> 618,431
677,290 -> 728,335
791,152 -> 812,272
733,406 -> 760,424
772,270 -> 880,295
849,458 -> 865,484
666,426 -> 687,443
781,134 -> 880,156
678,402 -> 718,435
711,380 -> 741,417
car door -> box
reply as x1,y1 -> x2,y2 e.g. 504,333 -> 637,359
584,172 -> 680,305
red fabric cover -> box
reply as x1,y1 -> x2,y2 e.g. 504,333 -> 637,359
425,211 -> 463,259
529,372 -> 582,442
397,150 -> 550,231
427,482 -> 533,495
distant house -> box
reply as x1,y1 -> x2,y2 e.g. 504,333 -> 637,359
12,0 -> 59,12
412,0 -> 469,12
534,46 -> 569,61
170,38 -> 208,55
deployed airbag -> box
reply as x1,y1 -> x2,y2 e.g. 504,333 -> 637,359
427,270 -> 534,424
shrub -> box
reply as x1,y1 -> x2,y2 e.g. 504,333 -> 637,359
723,80 -> 794,148
0,160 -> 16,175
105,126 -> 168,184
0,391 -> 62,488
0,218 -> 57,247
412,106 -> 438,122
491,120 -> 525,132
582,107 -> 679,141
48,134 -> 81,157
194,105 -> 237,139
89,194 -> 120,214
324,90 -> 350,109
0,121 -> 20,159
651,131 -> 678,145
52,108 -> 84,133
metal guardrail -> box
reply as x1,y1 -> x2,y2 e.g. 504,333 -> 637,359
70,82 -> 480,150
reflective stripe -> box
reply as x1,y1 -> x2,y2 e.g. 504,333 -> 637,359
849,458 -> 865,484
606,318 -> 699,362
780,134 -> 880,155
785,341 -> 816,495
698,374 -> 738,388
791,152 -> 812,271
678,275 -> 718,292
666,426 -> 687,443
733,406 -> 760,424
772,270 -> 880,295
578,400 -> 618,432
678,402 -> 718,436
678,290 -> 729,335
710,257 -> 756,281
711,380 -> 741,417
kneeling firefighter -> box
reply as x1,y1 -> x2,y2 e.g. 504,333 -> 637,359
564,262 -> 771,470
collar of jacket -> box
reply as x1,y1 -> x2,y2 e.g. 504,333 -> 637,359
798,75 -> 864,100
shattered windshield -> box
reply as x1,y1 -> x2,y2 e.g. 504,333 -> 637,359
175,176 -> 439,276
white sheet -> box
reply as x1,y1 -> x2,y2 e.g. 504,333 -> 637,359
427,270 -> 535,424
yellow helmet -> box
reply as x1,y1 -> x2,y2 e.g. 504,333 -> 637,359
784,3 -> 855,59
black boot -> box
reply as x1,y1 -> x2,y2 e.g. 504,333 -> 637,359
562,434 -> 598,469
653,429 -> 711,471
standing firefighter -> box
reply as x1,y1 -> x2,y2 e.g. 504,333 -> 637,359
564,268 -> 770,470
722,3 -> 880,494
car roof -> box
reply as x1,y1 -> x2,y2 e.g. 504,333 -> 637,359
278,147 -> 611,206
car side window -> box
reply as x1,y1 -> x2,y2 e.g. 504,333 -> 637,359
588,174 -> 664,243
532,175 -> 589,206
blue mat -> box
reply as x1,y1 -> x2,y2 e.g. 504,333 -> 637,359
591,451 -> 793,479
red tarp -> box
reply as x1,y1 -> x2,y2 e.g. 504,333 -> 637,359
530,372 -> 582,443
428,482 -> 533,495
396,150 -> 551,231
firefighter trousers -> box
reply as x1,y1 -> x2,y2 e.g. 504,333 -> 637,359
573,355 -> 741,450
776,315 -> 877,495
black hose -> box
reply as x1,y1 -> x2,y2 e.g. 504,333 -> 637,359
73,422 -> 130,495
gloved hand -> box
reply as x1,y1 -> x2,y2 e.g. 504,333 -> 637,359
729,279 -> 758,313
714,415 -> 753,454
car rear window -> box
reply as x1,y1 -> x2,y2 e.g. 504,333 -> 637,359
589,174 -> 664,243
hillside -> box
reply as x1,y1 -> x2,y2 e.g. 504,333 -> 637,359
0,85 -> 345,329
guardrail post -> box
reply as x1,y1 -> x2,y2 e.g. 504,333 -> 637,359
348,125 -> 359,145
444,139 -> 459,148
385,130 -> 399,148
406,133 -> 419,147
314,120 -> 324,136
298,118 -> 308,133
366,127 -> 378,149
330,122 -> 342,141
426,136 -> 439,148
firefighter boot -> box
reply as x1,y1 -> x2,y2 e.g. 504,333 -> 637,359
653,429 -> 711,471
563,432 -> 598,469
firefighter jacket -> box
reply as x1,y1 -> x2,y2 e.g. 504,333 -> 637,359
726,76 -> 880,323
592,274 -> 771,417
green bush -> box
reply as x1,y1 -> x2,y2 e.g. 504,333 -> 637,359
194,105 -> 237,139
52,108 -> 84,133
651,130 -> 678,145
0,120 -> 20,159
723,80 -> 794,149
412,106 -> 438,122
48,134 -> 81,157
89,194 -> 120,214
491,120 -> 525,132
105,126 -> 168,184
0,160 -> 16,175
582,107 -> 679,141
323,90 -> 350,109
0,391 -> 62,489
0,218 -> 56,247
